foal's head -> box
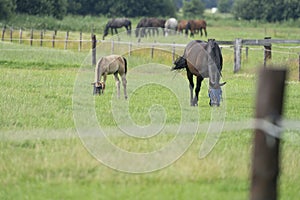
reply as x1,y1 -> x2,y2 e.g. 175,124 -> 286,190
92,82 -> 106,95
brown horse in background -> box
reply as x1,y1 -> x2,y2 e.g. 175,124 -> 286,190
185,19 -> 207,37
177,20 -> 188,35
172,39 -> 225,106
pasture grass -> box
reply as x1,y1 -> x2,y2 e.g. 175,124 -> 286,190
1,24 -> 300,200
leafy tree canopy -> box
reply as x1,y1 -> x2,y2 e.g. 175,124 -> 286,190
183,0 -> 204,18
233,0 -> 300,22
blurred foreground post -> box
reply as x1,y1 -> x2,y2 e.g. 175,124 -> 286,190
92,34 -> 97,66
250,67 -> 287,200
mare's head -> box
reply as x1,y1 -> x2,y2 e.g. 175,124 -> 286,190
207,39 -> 226,106
92,82 -> 106,95
103,22 -> 111,40
172,56 -> 187,71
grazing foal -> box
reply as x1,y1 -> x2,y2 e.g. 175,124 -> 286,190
92,55 -> 128,99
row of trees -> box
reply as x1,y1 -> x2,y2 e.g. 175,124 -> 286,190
0,0 -> 299,22
233,0 -> 300,22
1,0 -> 179,20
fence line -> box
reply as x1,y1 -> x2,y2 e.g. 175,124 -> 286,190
2,27 -> 300,79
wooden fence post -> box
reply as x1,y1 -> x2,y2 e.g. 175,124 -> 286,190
172,42 -> 176,62
64,31 -> 69,50
234,38 -> 242,73
129,42 -> 132,56
19,28 -> 22,44
10,27 -> 13,42
30,29 -> 33,46
52,32 -> 55,48
299,53 -> 300,81
250,67 -> 287,200
245,46 -> 249,60
151,40 -> 156,59
264,37 -> 272,67
111,40 -> 114,54
1,26 -> 6,41
79,31 -> 82,52
40,31 -> 43,47
92,34 -> 97,66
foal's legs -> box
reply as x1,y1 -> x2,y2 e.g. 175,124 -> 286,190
114,73 -> 121,98
121,74 -> 128,99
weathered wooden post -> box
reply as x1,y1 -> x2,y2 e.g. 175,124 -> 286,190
10,27 -> 13,42
129,42 -> 132,56
298,53 -> 300,81
151,40 -> 156,59
40,31 -> 43,47
64,31 -> 69,50
250,67 -> 287,200
92,34 -> 97,66
111,39 -> 114,54
19,28 -> 22,44
264,37 -> 272,67
172,42 -> 176,62
52,32 -> 55,48
1,26 -> 6,41
245,46 -> 249,61
234,38 -> 242,73
30,29 -> 33,46
79,31 -> 82,52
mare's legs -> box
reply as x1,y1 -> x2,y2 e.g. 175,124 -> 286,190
187,70 -> 194,106
194,76 -> 204,106
114,73 -> 121,98
199,28 -> 203,37
115,28 -> 118,35
204,28 -> 207,37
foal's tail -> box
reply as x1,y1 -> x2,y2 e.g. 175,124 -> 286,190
123,57 -> 127,74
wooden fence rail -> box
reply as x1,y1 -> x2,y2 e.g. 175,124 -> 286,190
2,27 -> 300,80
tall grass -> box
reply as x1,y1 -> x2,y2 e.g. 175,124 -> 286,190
0,24 -> 300,199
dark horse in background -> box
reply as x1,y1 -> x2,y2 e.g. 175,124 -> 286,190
103,18 -> 131,40
135,18 -> 166,37
172,39 -> 225,106
185,19 -> 207,37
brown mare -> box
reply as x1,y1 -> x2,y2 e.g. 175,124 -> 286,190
172,39 -> 225,106
186,19 -> 207,37
177,20 -> 188,34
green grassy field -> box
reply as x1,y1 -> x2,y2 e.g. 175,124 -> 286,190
0,19 -> 300,199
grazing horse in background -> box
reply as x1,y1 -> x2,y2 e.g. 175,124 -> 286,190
103,18 -> 131,40
172,39 -> 226,106
92,55 -> 128,99
185,19 -> 207,37
164,18 -> 178,36
177,20 -> 188,35
135,18 -> 165,37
